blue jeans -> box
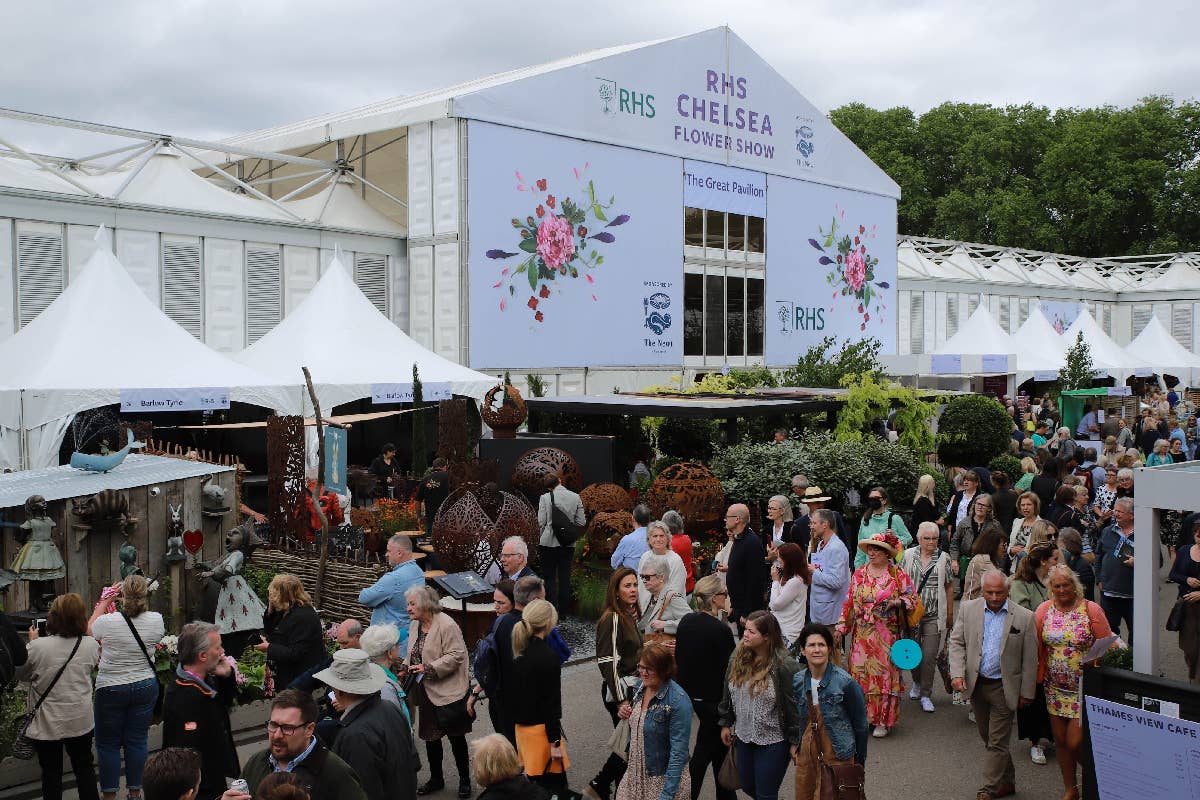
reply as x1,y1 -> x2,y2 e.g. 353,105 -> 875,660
94,676 -> 159,793
733,738 -> 792,800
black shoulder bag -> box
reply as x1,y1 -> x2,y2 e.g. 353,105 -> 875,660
550,492 -> 583,547
122,613 -> 166,722
12,636 -> 82,759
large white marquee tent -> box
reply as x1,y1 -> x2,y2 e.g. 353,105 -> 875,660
1124,316 -> 1200,385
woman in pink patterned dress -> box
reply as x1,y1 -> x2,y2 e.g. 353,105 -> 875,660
834,532 -> 916,738
1035,564 -> 1112,800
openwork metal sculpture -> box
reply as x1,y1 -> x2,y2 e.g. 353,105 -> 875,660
437,398 -> 472,463
480,384 -> 527,439
580,483 -> 634,516
266,415 -> 306,545
644,462 -> 726,533
510,446 -> 583,502
588,510 -> 637,555
432,483 -> 537,575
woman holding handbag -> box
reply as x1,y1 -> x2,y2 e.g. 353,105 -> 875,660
834,533 -> 917,739
88,574 -> 164,800
403,585 -> 473,798
511,599 -> 568,794
718,611 -> 800,800
638,555 -> 691,646
615,642 -> 693,800
791,624 -> 868,800
899,522 -> 954,712
1036,565 -> 1114,800
584,567 -> 643,800
1169,520 -> 1200,683
19,592 -> 101,800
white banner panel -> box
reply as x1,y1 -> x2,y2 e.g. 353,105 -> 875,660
372,382 -> 452,404
468,122 -> 682,369
120,387 -> 230,412
683,160 -> 766,216
764,177 -> 897,364
981,354 -> 1011,373
930,354 -> 963,374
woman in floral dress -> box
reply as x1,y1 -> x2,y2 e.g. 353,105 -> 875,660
1035,564 -> 1112,800
835,532 -> 916,738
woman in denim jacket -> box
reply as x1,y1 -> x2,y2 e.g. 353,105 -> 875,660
792,624 -> 869,799
615,642 -> 694,800
718,611 -> 801,800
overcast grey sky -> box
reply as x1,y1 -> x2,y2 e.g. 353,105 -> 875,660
2,0 -> 1197,156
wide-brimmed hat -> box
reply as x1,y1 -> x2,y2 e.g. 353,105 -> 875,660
312,648 -> 387,695
801,486 -> 832,503
858,532 -> 901,558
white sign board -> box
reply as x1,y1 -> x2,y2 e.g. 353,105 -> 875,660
1107,386 -> 1133,396
764,176 -> 898,364
1085,695 -> 1200,800
930,354 -> 963,374
683,160 -> 766,216
467,122 -> 682,369
450,28 -> 898,198
372,382 -> 452,404
120,387 -> 230,412
982,354 -> 1010,373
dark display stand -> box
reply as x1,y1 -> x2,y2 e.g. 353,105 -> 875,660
480,433 -> 615,489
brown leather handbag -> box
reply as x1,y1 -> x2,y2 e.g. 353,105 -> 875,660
814,716 -> 865,800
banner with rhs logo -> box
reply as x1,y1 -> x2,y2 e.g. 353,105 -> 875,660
764,177 -> 898,364
467,121 -> 683,369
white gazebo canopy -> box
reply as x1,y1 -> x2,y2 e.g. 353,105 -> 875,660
234,255 -> 494,412
0,230 -> 295,469
933,304 -> 1014,356
1124,315 -> 1200,385
282,175 -> 407,235
1063,310 -> 1144,383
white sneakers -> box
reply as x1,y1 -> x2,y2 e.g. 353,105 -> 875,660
909,685 -> 921,700
967,708 -> 976,723
920,697 -> 935,713
1030,745 -> 1047,764
872,725 -> 889,738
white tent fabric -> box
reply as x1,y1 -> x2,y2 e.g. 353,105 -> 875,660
1124,316 -> 1200,385
933,304 -> 1014,356
234,256 -> 494,412
1010,307 -> 1068,382
0,156 -> 84,194
282,176 -> 407,235
1063,311 -> 1143,383
81,149 -> 292,220
0,232 -> 296,469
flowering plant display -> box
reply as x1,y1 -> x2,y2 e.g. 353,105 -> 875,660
486,166 -> 632,322
810,206 -> 889,331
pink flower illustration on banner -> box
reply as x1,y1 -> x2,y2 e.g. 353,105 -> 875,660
809,212 -> 887,328
844,250 -> 866,292
536,214 -> 576,272
487,172 -> 631,320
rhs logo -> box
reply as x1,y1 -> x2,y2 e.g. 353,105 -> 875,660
775,300 -> 824,335
597,77 -> 655,118
644,292 -> 672,335
795,116 -> 816,168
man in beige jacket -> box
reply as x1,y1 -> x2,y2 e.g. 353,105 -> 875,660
948,570 -> 1039,800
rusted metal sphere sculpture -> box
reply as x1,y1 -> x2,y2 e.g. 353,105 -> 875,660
580,483 -> 634,516
480,385 -> 527,439
644,461 -> 726,534
432,484 -> 537,575
510,447 -> 583,503
588,510 -> 637,555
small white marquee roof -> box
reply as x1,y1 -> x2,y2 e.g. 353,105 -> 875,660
0,231 -> 294,429
234,255 -> 495,409
933,304 -> 1013,355
282,175 -> 406,235
0,156 -> 84,195
1124,315 -> 1200,384
1063,310 -> 1142,381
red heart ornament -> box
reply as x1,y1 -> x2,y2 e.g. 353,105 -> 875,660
183,530 -> 204,555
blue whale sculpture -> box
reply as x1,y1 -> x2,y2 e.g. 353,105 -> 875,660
70,428 -> 145,473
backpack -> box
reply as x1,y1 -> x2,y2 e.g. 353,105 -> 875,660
472,629 -> 501,697
549,493 -> 583,547
1073,466 -> 1093,492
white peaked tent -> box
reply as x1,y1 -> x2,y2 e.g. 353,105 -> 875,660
933,304 -> 1014,356
282,175 -> 406,234
1124,316 -> 1200,385
1063,311 -> 1143,383
1009,307 -> 1069,382
234,256 -> 494,412
0,231 -> 296,469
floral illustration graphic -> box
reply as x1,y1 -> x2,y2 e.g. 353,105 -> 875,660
486,167 -> 631,322
810,205 -> 889,331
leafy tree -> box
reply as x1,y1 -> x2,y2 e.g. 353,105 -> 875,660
780,336 -> 883,388
410,363 -> 426,475
834,372 -> 938,454
1058,331 -> 1096,390
988,454 -> 1024,486
937,395 -> 1013,467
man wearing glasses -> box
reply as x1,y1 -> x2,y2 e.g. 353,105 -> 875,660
496,536 -> 537,582
239,689 -> 366,800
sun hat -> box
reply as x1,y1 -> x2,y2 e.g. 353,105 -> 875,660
312,648 -> 387,695
857,532 -> 901,559
801,486 -> 833,503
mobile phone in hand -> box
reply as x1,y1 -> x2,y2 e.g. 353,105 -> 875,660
36,619 -> 47,636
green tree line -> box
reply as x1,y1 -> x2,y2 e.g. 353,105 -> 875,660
830,96 -> 1200,257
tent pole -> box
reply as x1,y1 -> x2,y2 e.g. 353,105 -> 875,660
171,143 -> 304,221
277,171 -> 335,202
111,141 -> 161,199
0,135 -> 99,196
18,389 -> 27,471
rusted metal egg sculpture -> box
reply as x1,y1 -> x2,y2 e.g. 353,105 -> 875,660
644,461 -> 726,534
432,483 -> 538,575
510,447 -> 583,503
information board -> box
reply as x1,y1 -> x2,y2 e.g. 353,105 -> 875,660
371,382 -> 452,404
1085,695 -> 1200,800
120,387 -> 230,412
